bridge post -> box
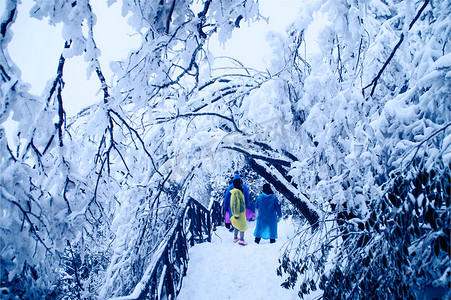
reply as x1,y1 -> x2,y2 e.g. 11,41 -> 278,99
164,250 -> 175,299
206,212 -> 211,242
188,199 -> 195,247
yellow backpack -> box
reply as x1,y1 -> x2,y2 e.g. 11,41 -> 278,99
230,188 -> 245,217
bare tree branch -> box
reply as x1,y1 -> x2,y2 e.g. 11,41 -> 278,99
223,145 -> 292,166
0,3 -> 16,38
2,191 -> 52,253
67,240 -> 84,294
156,112 -> 244,134
109,109 -> 163,177
363,0 -> 430,98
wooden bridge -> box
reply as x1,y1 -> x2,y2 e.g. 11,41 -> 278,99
110,197 -> 223,300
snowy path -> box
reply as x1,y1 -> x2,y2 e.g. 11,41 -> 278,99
177,219 -> 306,300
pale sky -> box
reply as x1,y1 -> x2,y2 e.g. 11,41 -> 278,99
5,0 -> 312,116
209,0 -> 305,69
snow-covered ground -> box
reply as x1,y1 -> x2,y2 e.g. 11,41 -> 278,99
178,218 -> 321,300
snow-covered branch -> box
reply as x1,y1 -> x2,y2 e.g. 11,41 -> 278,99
363,0 -> 430,98
223,145 -> 291,166
157,112 -> 244,134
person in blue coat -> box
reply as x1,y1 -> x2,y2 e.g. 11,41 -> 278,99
254,183 -> 282,244
223,173 -> 250,229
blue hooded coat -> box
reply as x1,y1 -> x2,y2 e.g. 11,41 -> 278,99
254,193 -> 282,239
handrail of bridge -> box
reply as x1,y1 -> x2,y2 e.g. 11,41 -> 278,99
109,197 -> 223,300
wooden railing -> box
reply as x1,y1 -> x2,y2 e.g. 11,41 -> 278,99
110,197 -> 222,300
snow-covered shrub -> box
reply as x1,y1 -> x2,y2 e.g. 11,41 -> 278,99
323,156 -> 449,298
279,147 -> 450,299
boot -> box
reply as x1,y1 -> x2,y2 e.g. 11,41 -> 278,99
238,239 -> 248,246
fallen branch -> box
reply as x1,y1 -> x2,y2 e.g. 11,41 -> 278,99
223,146 -> 319,227
248,158 -> 319,227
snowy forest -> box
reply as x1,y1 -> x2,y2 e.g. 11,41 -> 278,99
1,0 -> 450,299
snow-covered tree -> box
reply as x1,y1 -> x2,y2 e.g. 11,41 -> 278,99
1,0 -> 262,297
275,0 -> 450,298
1,0 -> 449,298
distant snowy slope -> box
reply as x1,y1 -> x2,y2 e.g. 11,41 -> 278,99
177,219 -> 320,300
